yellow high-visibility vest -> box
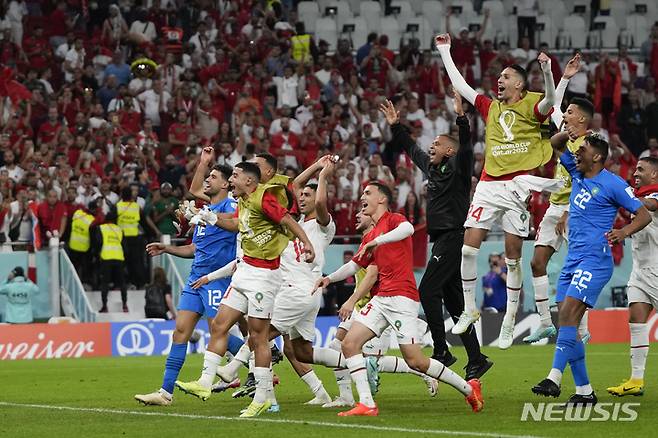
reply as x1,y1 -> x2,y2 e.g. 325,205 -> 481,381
99,223 -> 124,261
68,209 -> 95,252
116,201 -> 140,237
291,34 -> 311,65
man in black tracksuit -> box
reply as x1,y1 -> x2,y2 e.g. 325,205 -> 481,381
381,94 -> 493,380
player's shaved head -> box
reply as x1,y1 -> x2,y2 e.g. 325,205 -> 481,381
368,182 -> 393,206
439,134 -> 460,150
235,161 -> 261,181
639,156 -> 658,170
507,64 -> 528,89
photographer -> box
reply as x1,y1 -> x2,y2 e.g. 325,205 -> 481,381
0,267 -> 38,324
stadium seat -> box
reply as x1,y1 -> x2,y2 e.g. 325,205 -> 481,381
346,0 -> 361,15
403,16 -> 432,49
631,0 -> 658,24
449,0 -> 476,24
380,16 -> 402,51
591,16 -> 618,48
562,15 -> 587,49
298,1 -> 320,33
422,1 -> 445,35
571,0 -> 590,28
539,0 -> 567,34
327,0 -> 352,29
447,14 -> 464,36
536,15 -> 557,48
390,0 -> 416,30
409,0 -> 425,15
482,0 -> 505,24
314,16 -> 338,50
626,14 -> 649,49
504,14 -> 518,46
609,0 -> 629,30
341,16 -> 368,50
359,1 -> 382,36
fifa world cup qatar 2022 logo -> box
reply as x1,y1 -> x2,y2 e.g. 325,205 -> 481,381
498,110 -> 517,142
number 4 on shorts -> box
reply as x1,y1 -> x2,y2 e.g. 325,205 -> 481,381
469,205 -> 483,222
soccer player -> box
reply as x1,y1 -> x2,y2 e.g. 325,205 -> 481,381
176,161 -> 316,418
317,183 -> 484,416
525,56 -> 594,343
134,150 -> 240,406
380,90 -> 492,378
608,157 -> 658,396
435,33 -> 560,348
323,210 -> 439,408
208,155 -> 337,408
531,132 -> 651,404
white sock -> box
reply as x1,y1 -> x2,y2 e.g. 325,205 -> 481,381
548,368 -> 562,385
253,367 -> 271,404
248,357 -> 255,373
345,354 -> 375,407
313,347 -> 346,368
377,356 -> 422,376
199,351 -> 222,387
235,343 -> 252,364
503,258 -> 522,326
333,368 -> 354,402
328,338 -> 342,352
461,245 -> 479,313
578,311 -> 589,338
158,388 -> 172,400
576,384 -> 593,395
301,370 -> 328,397
630,322 -> 649,380
426,358 -> 471,395
532,275 -> 552,326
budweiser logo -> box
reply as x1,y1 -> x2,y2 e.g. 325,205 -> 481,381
0,323 -> 111,360
0,333 -> 96,360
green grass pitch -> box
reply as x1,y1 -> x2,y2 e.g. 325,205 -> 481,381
1,343 -> 655,437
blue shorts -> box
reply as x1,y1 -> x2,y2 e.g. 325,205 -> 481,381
556,252 -> 613,308
178,278 -> 231,318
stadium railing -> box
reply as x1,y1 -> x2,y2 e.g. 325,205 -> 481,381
59,249 -> 96,323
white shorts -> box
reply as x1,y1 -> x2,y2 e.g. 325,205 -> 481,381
271,283 -> 322,341
222,260 -> 281,319
464,179 -> 531,237
535,203 -> 570,250
627,267 -> 658,309
354,295 -> 421,345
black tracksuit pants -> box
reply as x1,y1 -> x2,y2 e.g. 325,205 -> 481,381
418,229 -> 482,362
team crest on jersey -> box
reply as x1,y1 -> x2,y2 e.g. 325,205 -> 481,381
499,110 -> 516,142
440,164 -> 447,173
394,320 -> 402,329
255,292 -> 263,303
592,187 -> 600,196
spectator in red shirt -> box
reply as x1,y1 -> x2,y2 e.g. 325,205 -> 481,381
168,110 -> 193,158
37,189 -> 68,239
270,118 -> 302,169
360,44 -> 390,89
37,106 -> 63,147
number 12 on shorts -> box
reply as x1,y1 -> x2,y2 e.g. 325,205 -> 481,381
207,289 -> 223,309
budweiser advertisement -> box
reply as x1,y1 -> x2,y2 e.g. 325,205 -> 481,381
0,323 -> 111,360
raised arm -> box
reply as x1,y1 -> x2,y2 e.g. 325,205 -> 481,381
292,155 -> 330,192
189,146 -> 214,202
537,53 -> 556,115
380,99 -> 430,175
453,91 -> 474,175
315,160 -> 334,227
550,131 -> 570,154
434,34 -> 478,105
551,53 -> 582,126
145,242 -> 196,259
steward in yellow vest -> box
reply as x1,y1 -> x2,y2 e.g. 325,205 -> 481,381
291,22 -> 313,65
118,186 -> 146,288
95,208 -> 128,313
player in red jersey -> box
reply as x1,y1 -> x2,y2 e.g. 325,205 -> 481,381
316,183 -> 484,416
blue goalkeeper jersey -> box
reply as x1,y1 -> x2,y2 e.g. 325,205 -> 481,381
560,150 -> 643,257
189,197 -> 237,282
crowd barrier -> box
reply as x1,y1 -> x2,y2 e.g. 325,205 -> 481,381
1,310 -> 655,360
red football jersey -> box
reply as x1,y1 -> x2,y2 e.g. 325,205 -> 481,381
353,211 -> 418,301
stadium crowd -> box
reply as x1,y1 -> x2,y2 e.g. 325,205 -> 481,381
0,0 -> 657,271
